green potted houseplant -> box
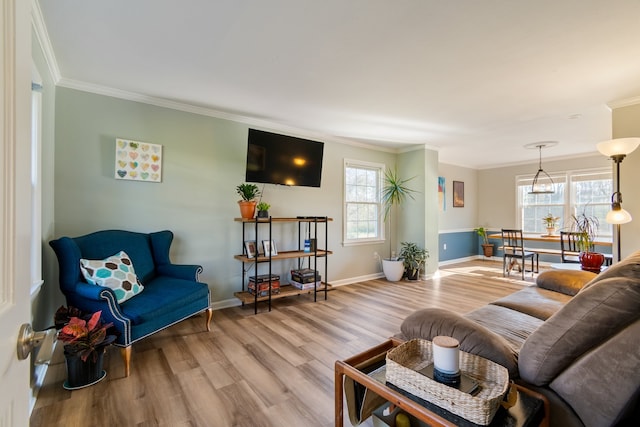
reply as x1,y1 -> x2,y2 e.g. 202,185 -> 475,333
571,212 -> 605,273
256,202 -> 271,218
381,168 -> 417,281
474,226 -> 494,257
399,242 -> 429,280
55,306 -> 116,389
236,183 -> 261,219
542,213 -> 560,236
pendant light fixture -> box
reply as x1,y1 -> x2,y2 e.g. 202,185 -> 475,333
526,141 -> 557,194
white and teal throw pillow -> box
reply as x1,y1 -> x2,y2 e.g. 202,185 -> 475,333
80,251 -> 144,303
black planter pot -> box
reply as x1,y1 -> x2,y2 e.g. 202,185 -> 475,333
63,348 -> 107,390
405,269 -> 420,280
257,210 -> 269,218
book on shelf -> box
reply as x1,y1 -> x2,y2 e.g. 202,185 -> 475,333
289,279 -> 321,290
248,280 -> 280,296
249,274 -> 280,283
291,273 -> 321,283
291,268 -> 318,277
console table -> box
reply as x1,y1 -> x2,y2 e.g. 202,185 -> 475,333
335,339 -> 550,427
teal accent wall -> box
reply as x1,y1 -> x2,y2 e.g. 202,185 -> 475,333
439,231 -> 478,261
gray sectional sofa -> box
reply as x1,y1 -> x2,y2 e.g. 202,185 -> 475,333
399,250 -> 640,427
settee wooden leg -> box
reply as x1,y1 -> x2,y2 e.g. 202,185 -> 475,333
205,307 -> 213,332
121,346 -> 132,377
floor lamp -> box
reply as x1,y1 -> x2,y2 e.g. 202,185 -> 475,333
597,138 -> 640,262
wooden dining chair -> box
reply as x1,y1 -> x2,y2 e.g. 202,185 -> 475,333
501,229 -> 536,280
560,231 -> 581,263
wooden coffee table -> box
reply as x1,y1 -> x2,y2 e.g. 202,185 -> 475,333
335,339 -> 549,427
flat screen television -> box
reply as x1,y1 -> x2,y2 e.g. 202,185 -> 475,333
245,129 -> 324,188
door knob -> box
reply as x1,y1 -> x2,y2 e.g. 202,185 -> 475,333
16,323 -> 56,361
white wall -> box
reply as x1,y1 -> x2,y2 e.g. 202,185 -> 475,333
438,163 -> 478,231
477,155 -> 610,231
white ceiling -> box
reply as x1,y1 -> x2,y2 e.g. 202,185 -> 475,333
35,0 -> 640,168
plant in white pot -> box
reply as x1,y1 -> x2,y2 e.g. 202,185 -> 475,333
381,168 -> 416,281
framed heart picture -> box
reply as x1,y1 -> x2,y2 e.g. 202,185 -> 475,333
115,138 -> 163,182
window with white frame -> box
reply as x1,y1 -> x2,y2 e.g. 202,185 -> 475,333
344,160 -> 384,244
516,168 -> 612,236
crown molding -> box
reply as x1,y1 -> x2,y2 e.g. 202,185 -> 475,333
57,77 -> 411,154
31,0 -> 60,84
608,95 -> 640,110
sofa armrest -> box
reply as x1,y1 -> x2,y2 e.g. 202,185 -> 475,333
73,281 -> 111,301
401,307 -> 519,375
156,264 -> 203,281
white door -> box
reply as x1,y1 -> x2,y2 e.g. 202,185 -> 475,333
0,0 -> 34,425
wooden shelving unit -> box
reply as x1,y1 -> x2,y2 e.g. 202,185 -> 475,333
233,216 -> 332,313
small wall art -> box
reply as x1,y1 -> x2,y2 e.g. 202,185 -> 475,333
115,138 -> 163,182
438,176 -> 446,211
453,181 -> 464,207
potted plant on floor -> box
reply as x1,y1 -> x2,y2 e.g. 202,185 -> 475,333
55,306 -> 117,389
381,168 -> 417,281
399,241 -> 429,280
236,183 -> 261,219
474,226 -> 494,258
571,212 -> 605,273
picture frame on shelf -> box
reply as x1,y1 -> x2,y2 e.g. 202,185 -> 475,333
244,240 -> 258,258
262,240 -> 278,256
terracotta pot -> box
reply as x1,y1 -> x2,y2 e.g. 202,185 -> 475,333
238,201 -> 257,219
580,251 -> 605,273
481,244 -> 494,257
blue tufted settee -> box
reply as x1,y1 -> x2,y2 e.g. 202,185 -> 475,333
49,229 -> 212,377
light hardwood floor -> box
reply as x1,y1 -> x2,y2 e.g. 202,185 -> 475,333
30,259 -> 540,427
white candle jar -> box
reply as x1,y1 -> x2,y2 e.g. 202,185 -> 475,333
432,336 -> 460,374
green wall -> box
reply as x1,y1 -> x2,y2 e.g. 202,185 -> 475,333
51,87 -> 401,305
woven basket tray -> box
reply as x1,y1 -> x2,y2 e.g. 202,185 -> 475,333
386,338 -> 508,425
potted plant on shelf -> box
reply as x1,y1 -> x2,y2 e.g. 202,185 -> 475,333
236,183 -> 261,219
474,226 -> 494,258
399,242 -> 429,280
381,168 -> 417,281
571,212 -> 605,273
542,213 -> 560,236
54,306 -> 116,389
256,202 -> 271,218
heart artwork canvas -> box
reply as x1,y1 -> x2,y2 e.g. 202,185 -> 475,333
114,138 -> 163,182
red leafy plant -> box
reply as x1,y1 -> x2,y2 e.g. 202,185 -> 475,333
55,306 -> 116,362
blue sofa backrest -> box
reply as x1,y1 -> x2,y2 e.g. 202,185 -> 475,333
51,230 -> 164,295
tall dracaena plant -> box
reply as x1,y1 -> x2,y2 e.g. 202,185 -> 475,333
381,168 -> 416,259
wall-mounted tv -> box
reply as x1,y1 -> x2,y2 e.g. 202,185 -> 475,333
245,129 -> 324,188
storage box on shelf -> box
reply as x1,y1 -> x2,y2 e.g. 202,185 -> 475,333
233,217 -> 332,313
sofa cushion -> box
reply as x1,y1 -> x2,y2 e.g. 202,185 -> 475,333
464,304 -> 543,355
519,276 -> 640,386
80,251 -> 144,303
120,275 -> 209,325
400,307 -> 520,375
490,287 -> 572,320
549,319 -> 640,427
535,270 -> 596,296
